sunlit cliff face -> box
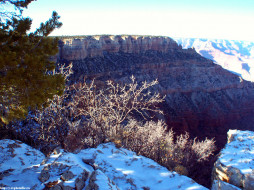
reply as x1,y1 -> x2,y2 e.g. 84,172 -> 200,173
59,35 -> 180,59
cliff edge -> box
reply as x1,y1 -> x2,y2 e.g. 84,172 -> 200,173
0,139 -> 207,190
212,130 -> 254,190
59,35 -> 180,59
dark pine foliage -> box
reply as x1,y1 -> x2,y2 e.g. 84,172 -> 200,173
0,0 -> 65,124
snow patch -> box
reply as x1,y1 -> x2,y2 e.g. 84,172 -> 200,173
0,140 -> 207,190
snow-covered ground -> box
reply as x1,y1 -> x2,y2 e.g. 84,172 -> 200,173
174,38 -> 254,82
0,139 -> 207,190
79,143 -> 207,190
212,130 -> 254,189
218,130 -> 254,175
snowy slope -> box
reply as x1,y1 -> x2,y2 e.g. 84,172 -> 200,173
219,130 -> 254,174
0,140 -> 207,190
0,139 -> 46,188
174,38 -> 254,81
79,143 -> 207,190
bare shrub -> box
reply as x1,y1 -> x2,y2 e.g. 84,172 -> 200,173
32,64 -> 165,151
74,76 -> 165,142
192,138 -> 216,162
63,121 -> 105,151
169,133 -> 215,168
120,119 -> 173,161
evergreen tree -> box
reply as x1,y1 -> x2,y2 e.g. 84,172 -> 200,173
0,0 -> 65,125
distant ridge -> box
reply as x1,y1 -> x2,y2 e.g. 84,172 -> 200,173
174,37 -> 254,81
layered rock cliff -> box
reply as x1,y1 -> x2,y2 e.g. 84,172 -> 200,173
59,35 -> 180,59
58,35 -> 254,150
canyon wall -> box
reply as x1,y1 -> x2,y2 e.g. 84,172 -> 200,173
58,35 -> 254,150
59,35 -> 180,59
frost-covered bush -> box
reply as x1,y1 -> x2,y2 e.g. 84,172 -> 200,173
23,68 -> 164,151
119,119 -> 215,172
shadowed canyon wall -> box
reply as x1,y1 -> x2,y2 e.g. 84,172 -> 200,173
58,35 -> 254,149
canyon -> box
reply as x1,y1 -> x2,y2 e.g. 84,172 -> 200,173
58,35 -> 254,151
2,35 -> 254,189
175,38 -> 254,82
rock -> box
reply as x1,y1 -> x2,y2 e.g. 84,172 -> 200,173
45,180 -> 60,188
85,171 -> 99,190
244,174 -> 254,190
211,180 -> 241,190
75,171 -> 89,190
49,184 -> 62,190
46,181 -> 73,190
0,169 -> 14,180
53,146 -> 62,155
86,170 -> 119,190
62,185 -> 74,190
212,130 -> 254,189
38,169 -> 50,182
60,170 -> 75,181
82,158 -> 95,165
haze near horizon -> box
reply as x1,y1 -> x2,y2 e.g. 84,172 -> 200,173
23,0 -> 254,41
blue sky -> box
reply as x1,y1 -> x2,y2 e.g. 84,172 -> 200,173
23,0 -> 254,40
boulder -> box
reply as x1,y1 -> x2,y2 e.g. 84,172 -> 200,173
60,170 -> 75,181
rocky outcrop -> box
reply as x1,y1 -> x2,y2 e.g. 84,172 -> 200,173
212,130 -> 254,190
0,139 -> 207,190
58,35 -> 254,152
